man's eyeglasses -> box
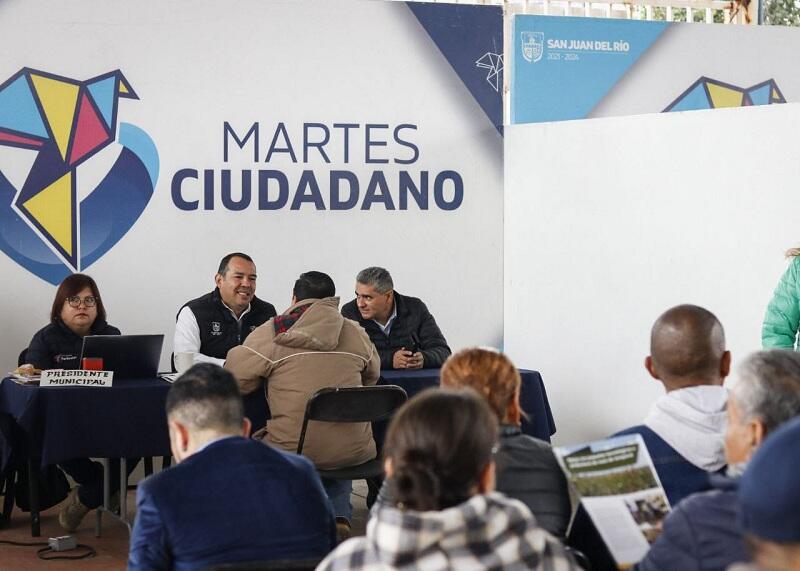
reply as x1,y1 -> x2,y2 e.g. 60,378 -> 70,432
65,296 -> 98,308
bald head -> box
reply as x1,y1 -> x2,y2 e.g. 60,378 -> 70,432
647,304 -> 729,390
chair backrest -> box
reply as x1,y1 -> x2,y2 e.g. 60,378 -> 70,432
206,557 -> 323,571
18,349 -> 27,367
564,546 -> 592,571
296,385 -> 407,455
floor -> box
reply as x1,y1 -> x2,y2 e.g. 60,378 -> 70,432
0,467 -> 369,571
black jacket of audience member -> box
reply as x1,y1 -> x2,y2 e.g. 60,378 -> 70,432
341,291 -> 451,369
26,319 -> 121,370
179,289 -> 276,360
374,424 -> 571,538
494,425 -> 571,538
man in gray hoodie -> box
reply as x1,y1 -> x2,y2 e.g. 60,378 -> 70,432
615,304 -> 729,503
569,305 -> 729,570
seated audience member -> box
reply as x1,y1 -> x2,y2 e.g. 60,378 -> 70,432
174,252 -> 276,366
22,273 -> 128,532
341,266 -> 451,370
128,364 -> 335,570
317,389 -> 578,571
376,347 -> 571,538
225,271 -> 380,536
570,305 -> 730,569
635,349 -> 800,571
735,416 -> 800,571
617,304 -> 730,504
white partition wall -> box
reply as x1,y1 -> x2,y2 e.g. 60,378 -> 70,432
505,103 -> 800,444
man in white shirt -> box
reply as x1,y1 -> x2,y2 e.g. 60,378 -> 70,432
173,252 -> 276,367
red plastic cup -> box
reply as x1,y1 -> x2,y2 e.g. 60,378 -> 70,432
82,357 -> 104,371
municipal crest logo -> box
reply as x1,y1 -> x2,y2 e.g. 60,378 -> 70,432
521,32 -> 545,63
211,322 -> 222,335
0,67 -> 159,285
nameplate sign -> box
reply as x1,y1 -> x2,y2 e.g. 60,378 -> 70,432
40,369 -> 114,387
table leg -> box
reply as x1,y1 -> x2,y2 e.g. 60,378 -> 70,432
96,458 -> 110,538
1,468 -> 16,527
95,458 -> 131,536
27,458 -> 40,537
120,457 -> 127,523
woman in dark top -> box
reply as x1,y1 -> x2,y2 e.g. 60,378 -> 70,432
23,273 -> 124,532
374,347 -> 572,538
25,273 -> 120,370
440,347 -> 572,538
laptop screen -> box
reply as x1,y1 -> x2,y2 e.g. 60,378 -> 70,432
80,334 -> 164,380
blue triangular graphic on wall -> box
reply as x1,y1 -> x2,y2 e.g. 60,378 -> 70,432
406,2 -> 504,135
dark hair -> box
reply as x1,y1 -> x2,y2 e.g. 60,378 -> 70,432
50,273 -> 106,324
166,363 -> 244,432
293,271 -> 335,301
217,252 -> 254,275
650,304 -> 725,383
386,388 -> 498,511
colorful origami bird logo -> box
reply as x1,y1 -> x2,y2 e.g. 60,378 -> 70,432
664,77 -> 786,113
0,68 -> 138,269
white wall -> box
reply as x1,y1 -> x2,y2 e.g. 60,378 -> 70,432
0,0 -> 503,371
505,103 -> 800,444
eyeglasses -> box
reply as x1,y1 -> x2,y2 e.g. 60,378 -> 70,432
65,295 -> 98,308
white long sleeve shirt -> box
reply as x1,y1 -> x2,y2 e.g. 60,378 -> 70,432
173,303 -> 253,367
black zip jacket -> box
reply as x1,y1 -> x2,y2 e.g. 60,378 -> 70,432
341,291 -> 450,369
26,319 -> 121,370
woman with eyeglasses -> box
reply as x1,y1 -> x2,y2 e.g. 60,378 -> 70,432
22,273 -> 123,533
24,273 -> 119,370
317,389 -> 578,571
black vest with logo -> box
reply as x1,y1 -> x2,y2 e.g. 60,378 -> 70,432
179,289 -> 277,359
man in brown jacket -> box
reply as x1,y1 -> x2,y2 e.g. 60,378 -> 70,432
225,271 -> 380,530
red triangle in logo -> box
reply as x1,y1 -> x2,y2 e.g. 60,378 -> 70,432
69,93 -> 110,165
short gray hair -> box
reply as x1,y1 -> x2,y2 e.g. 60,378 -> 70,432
356,267 -> 393,294
732,350 -> 800,434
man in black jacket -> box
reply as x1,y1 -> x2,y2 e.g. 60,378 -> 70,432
174,253 -> 276,367
341,267 -> 450,370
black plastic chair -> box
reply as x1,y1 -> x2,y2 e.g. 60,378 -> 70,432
296,385 -> 407,505
565,546 -> 592,571
206,557 -> 322,571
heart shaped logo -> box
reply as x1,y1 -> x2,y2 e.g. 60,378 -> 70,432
0,68 -> 158,285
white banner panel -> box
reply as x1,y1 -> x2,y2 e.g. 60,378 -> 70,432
0,0 -> 503,370
505,104 -> 800,444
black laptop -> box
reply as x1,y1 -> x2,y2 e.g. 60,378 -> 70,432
80,334 -> 164,380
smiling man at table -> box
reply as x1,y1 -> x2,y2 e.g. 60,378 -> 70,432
128,363 -> 335,570
173,252 -> 277,366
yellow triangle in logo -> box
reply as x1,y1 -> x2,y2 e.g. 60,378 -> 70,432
30,74 -> 80,160
707,83 -> 744,109
23,171 -> 73,256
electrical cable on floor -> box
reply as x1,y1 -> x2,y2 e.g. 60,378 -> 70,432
0,539 -> 97,560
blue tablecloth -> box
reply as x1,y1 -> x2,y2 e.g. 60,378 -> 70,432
0,368 -> 555,470
0,377 -> 170,467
